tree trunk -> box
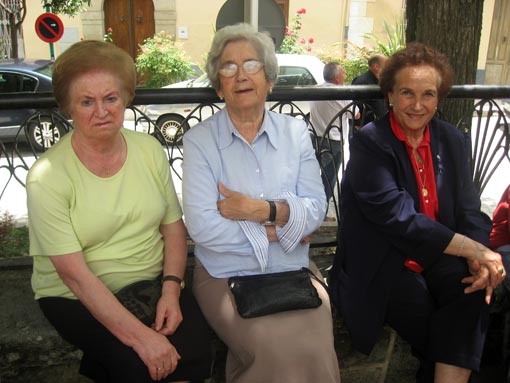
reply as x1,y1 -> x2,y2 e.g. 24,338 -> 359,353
405,0 -> 484,124
9,12 -> 18,58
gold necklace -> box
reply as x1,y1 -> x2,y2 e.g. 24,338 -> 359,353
413,151 -> 428,197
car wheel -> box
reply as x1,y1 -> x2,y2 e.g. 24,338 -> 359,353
156,114 -> 190,144
27,115 -> 67,152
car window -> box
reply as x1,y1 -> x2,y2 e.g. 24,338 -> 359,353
0,72 -> 39,93
276,66 -> 317,86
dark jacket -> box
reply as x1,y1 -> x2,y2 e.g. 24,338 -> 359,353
329,114 -> 491,354
351,70 -> 386,123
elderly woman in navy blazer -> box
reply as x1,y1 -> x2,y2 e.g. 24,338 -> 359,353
329,42 -> 505,383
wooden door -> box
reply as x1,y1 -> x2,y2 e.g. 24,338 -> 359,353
484,0 -> 510,85
104,0 -> 155,59
275,0 -> 289,25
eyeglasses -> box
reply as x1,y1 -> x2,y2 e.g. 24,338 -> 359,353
218,60 -> 264,78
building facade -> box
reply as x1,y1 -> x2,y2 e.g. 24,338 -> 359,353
4,0 -> 509,86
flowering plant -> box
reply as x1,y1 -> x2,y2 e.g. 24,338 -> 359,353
278,8 -> 314,54
103,27 -> 113,43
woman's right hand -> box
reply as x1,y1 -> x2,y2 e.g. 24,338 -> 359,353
446,234 -> 505,303
132,327 -> 181,381
470,243 -> 505,288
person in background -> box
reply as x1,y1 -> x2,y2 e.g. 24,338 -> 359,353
182,23 -> 340,383
26,40 -> 212,383
489,184 -> 510,289
309,62 -> 353,213
352,53 -> 388,125
329,42 -> 505,383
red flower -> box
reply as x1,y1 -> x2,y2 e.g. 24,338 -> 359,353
307,46 -> 312,52
297,8 -> 306,14
308,37 -> 314,44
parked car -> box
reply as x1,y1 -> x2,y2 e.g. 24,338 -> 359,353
0,59 -> 70,151
139,54 -> 325,143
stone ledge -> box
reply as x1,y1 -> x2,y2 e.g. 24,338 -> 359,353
0,226 -> 417,383
0,266 -> 89,383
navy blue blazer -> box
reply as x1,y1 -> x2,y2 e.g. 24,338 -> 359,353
329,114 -> 491,354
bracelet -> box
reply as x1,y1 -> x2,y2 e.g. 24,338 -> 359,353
457,235 -> 466,257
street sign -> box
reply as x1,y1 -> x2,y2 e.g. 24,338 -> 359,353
35,13 -> 64,44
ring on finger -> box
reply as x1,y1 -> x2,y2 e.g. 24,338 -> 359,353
499,267 -> 505,276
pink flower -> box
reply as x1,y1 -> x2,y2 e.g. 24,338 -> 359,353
307,46 -> 312,52
297,8 -> 306,14
308,37 -> 314,44
107,27 -> 113,33
300,38 -> 306,44
285,28 -> 293,36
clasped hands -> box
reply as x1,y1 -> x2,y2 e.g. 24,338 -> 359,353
462,246 -> 505,304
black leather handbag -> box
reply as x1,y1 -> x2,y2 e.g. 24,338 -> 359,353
228,267 -> 324,318
115,278 -> 161,326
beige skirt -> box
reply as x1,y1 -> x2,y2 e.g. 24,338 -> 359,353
193,260 -> 341,383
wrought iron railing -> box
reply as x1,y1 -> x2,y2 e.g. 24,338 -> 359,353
1,85 -> 510,234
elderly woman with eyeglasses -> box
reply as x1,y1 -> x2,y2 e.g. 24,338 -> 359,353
182,23 -> 341,383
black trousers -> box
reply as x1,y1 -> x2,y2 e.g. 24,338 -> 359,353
39,288 -> 214,383
385,255 -> 490,383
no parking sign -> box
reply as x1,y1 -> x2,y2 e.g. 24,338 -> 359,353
35,13 -> 64,43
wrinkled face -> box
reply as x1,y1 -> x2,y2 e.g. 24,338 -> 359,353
388,64 -> 439,136
68,70 -> 126,140
217,40 -> 273,114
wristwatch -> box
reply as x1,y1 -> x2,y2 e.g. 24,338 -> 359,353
162,275 -> 185,289
262,200 -> 277,225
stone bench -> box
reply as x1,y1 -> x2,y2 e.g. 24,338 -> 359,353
0,223 -> 419,383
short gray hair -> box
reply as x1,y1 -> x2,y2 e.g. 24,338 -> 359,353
206,23 -> 278,91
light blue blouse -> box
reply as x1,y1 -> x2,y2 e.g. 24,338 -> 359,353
182,108 -> 326,278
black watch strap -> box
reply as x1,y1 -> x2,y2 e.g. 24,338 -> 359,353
162,275 -> 185,289
267,200 -> 276,222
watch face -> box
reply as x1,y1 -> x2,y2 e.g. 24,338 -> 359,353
163,275 -> 185,289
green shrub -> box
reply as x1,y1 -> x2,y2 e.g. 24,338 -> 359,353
0,212 -> 29,258
135,31 -> 194,88
363,16 -> 406,57
318,15 -> 406,84
316,43 -> 371,84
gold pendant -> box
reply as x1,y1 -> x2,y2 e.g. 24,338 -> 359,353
422,188 -> 428,197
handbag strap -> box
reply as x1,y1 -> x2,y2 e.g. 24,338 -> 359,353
302,267 -> 330,294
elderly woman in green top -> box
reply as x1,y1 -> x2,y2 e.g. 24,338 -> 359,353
26,40 -> 211,383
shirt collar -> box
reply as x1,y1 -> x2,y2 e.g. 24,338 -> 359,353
217,108 -> 278,150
